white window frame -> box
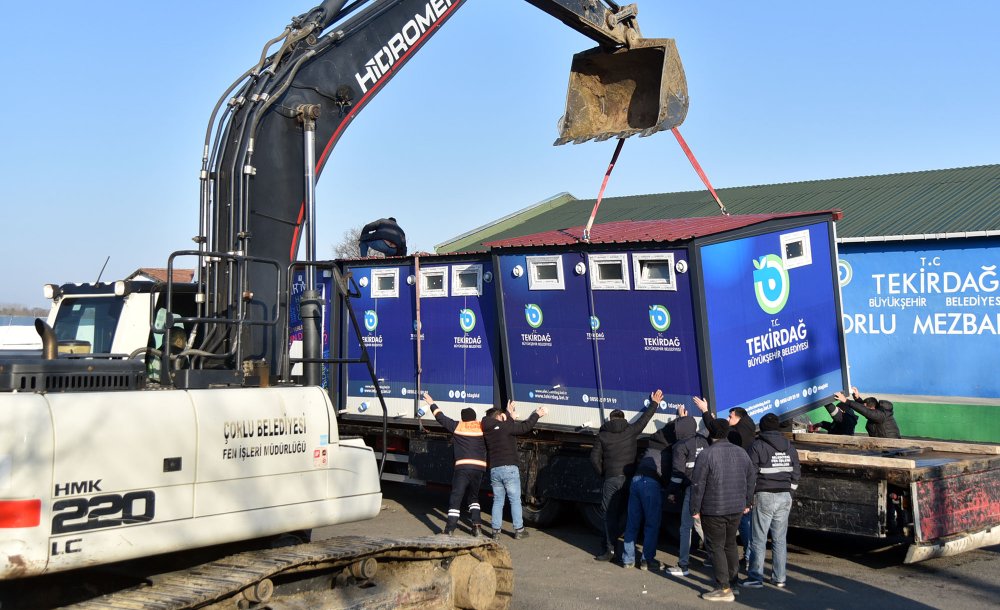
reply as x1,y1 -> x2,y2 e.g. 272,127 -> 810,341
451,263 -> 483,297
780,229 -> 813,269
588,253 -> 631,291
370,268 -> 399,298
632,252 -> 677,291
419,266 -> 449,298
527,255 -> 565,291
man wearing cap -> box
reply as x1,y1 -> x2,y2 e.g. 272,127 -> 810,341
690,419 -> 756,602
590,391 -> 660,562
482,400 -> 548,540
424,392 -> 487,536
742,413 -> 801,589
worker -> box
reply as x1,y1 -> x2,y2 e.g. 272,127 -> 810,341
665,404 -> 709,577
589,391 -> 659,562
742,413 -> 800,590
358,217 -> 407,257
834,387 -> 901,438
693,396 -> 756,572
423,392 -> 487,536
690,420 -> 756,603
809,401 -> 859,435
620,424 -> 670,570
482,400 -> 547,540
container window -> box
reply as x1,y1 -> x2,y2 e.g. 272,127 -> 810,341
527,255 -> 564,290
371,268 -> 399,298
780,229 -> 812,269
452,264 -> 483,296
632,253 -> 677,291
588,253 -> 630,290
420,267 -> 449,298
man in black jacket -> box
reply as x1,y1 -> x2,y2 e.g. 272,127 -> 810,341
482,400 -> 547,540
424,392 -> 487,536
809,401 -> 859,435
665,408 -> 709,577
742,413 -> 800,589
834,387 -> 901,438
620,431 -> 668,570
690,420 -> 755,603
589,390 -> 659,561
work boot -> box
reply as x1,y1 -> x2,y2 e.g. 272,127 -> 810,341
471,524 -> 482,538
491,529 -> 502,541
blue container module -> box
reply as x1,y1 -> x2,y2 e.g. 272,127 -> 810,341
337,255 -> 499,424
488,211 -> 848,429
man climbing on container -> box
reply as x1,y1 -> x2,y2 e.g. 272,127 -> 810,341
358,217 -> 407,257
665,404 -> 709,577
834,387 -> 901,438
423,392 -> 487,536
808,399 -> 859,435
741,413 -> 800,590
694,396 -> 756,572
590,390 -> 659,562
690,420 -> 756,603
482,400 -> 548,540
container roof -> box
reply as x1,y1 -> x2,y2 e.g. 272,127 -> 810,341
484,211 -> 835,249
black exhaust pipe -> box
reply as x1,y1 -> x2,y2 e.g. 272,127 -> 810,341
35,318 -> 57,360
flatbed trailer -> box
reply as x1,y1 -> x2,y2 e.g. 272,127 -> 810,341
791,433 -> 1000,563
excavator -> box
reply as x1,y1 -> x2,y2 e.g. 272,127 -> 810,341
0,1 -> 686,608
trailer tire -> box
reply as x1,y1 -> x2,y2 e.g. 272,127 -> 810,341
522,498 -> 563,527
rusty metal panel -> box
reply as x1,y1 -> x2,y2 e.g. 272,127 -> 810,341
912,468 -> 1000,542
792,474 -> 886,537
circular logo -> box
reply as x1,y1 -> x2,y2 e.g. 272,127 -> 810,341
459,308 -> 477,333
589,315 -> 600,331
529,391 -> 535,399
753,254 -> 791,314
460,390 -> 467,399
582,394 -> 590,404
649,305 -> 671,332
838,258 -> 853,287
525,304 -> 544,329
364,310 -> 378,332
448,390 -> 455,398
413,319 -> 422,332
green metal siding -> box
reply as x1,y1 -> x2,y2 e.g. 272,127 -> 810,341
437,164 -> 1000,253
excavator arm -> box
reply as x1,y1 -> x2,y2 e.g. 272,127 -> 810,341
188,0 -> 686,382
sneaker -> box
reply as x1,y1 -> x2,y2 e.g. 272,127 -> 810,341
701,588 -> 735,602
490,529 -> 502,541
513,528 -> 529,540
594,550 -> 613,562
740,579 -> 764,589
667,565 -> 689,577
621,562 -> 634,569
773,581 -> 786,588
639,559 -> 648,571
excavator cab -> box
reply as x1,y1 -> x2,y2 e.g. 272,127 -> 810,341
557,37 -> 687,144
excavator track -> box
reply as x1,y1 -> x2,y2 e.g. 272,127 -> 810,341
65,535 -> 513,610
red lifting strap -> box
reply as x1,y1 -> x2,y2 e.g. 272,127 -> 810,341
672,127 -> 728,215
582,137 -> 626,242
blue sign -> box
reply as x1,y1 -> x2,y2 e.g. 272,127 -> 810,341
700,223 -> 845,419
839,238 -> 1000,398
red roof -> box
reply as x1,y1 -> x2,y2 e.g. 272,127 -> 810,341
128,268 -> 196,283
483,211 -> 839,249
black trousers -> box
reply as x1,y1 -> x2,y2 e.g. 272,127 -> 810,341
601,475 -> 628,552
702,513 -> 742,589
446,468 -> 484,528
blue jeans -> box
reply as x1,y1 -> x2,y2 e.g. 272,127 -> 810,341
740,510 -> 753,564
490,465 -> 523,531
678,487 -> 704,568
621,475 -> 662,565
749,491 -> 792,584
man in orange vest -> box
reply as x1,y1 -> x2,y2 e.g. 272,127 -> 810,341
424,392 -> 488,536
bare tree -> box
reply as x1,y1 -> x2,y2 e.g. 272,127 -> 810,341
331,225 -> 383,260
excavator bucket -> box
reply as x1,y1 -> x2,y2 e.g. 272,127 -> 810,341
556,38 -> 688,145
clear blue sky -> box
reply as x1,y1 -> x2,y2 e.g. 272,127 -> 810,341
2,1 -> 997,307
